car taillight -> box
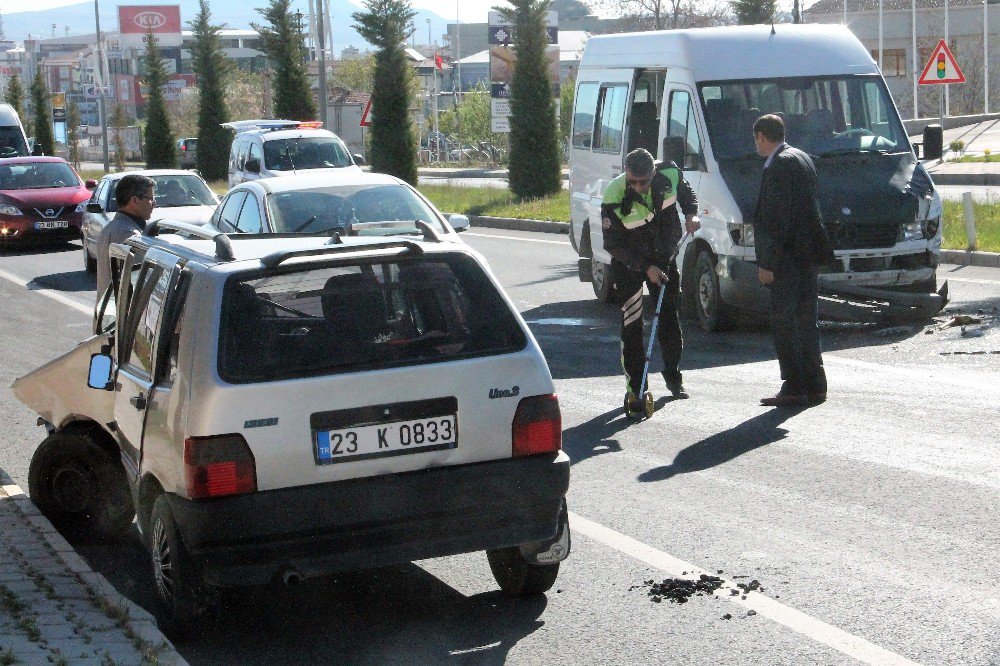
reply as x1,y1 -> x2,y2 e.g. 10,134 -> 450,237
184,434 -> 257,499
512,394 -> 562,457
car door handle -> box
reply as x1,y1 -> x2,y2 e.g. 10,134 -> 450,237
129,394 -> 147,410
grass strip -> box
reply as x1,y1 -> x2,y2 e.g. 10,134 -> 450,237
941,200 -> 1000,252
418,184 -> 569,223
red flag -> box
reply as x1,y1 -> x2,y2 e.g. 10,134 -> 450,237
434,54 -> 443,70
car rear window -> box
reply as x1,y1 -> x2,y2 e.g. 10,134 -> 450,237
218,253 -> 528,383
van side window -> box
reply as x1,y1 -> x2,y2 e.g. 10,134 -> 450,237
572,83 -> 600,149
235,194 -> 263,233
667,90 -> 704,171
248,142 -> 262,166
238,141 -> 250,170
593,84 -> 628,153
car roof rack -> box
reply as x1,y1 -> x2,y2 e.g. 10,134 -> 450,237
261,239 -> 424,269
144,220 -> 236,261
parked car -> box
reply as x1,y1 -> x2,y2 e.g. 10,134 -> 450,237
176,138 -> 198,169
212,170 -> 470,238
223,119 -> 362,187
13,223 -> 571,629
81,169 -> 219,273
0,156 -> 95,247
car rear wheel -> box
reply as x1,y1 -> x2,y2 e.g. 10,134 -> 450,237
28,431 -> 133,537
487,547 -> 560,597
149,495 -> 216,634
83,245 -> 96,273
591,257 -> 617,303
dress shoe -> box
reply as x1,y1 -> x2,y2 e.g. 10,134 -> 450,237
760,392 -> 808,407
807,391 -> 827,404
663,371 -> 688,398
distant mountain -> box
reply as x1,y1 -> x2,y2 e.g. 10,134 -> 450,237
3,0 -> 451,53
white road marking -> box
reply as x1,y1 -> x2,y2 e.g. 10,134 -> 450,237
569,511 -> 922,666
825,354 -> 1000,395
0,268 -> 92,316
465,232 -> 570,245
944,276 -> 1000,286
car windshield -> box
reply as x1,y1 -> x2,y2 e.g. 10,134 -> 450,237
266,183 -> 448,235
0,161 -> 79,190
150,174 -> 217,207
263,137 -> 353,171
0,127 -> 28,158
699,75 -> 910,160
218,253 -> 527,383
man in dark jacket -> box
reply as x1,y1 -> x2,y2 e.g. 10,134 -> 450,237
752,114 -> 834,406
601,148 -> 700,402
96,174 -> 155,300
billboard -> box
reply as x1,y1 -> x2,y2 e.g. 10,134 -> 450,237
488,10 -> 559,133
117,6 -> 182,49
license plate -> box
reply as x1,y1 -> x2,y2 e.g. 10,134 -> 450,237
315,414 -> 457,464
34,220 -> 68,230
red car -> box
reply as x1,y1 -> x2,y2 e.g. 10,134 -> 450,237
0,157 -> 95,246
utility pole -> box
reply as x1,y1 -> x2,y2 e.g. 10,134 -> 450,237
93,0 -> 109,172
315,5 -> 327,127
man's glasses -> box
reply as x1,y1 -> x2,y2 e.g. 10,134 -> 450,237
626,176 -> 651,187
135,194 -> 154,201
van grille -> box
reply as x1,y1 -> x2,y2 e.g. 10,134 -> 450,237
827,221 -> 898,250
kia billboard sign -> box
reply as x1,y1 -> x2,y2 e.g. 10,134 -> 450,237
118,5 -> 181,34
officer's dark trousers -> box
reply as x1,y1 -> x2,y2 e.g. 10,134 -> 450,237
768,267 -> 826,394
616,261 -> 682,395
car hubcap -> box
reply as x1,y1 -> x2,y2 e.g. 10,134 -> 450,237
592,259 -> 605,290
152,519 -> 174,605
698,269 -> 713,312
51,464 -> 93,514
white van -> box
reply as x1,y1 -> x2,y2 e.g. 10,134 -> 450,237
224,119 -> 362,187
569,24 -> 943,330
0,103 -> 31,157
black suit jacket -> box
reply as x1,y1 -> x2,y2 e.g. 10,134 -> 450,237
753,144 -> 831,275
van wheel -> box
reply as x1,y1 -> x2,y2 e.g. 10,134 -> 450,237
487,547 -> 559,596
693,250 -> 735,332
591,257 -> 617,303
149,495 -> 215,635
83,246 -> 97,273
28,431 -> 134,537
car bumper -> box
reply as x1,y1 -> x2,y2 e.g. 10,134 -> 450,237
166,451 -> 571,587
0,218 -> 82,244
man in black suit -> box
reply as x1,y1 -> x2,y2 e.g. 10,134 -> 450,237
752,114 -> 833,407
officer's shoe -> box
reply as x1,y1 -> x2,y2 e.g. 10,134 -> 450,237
663,371 -> 688,399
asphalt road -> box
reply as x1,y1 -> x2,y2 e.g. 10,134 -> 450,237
1,232 -> 998,664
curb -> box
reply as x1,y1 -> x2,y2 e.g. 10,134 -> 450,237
927,172 -> 1000,186
467,215 -> 569,235
0,469 -> 187,666
940,249 -> 1000,268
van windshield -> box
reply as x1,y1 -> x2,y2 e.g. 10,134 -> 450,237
218,254 -> 528,383
0,127 -> 28,158
699,75 -> 910,160
263,137 -> 353,171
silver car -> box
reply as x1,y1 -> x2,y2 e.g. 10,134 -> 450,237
13,223 -> 571,630
81,169 -> 219,273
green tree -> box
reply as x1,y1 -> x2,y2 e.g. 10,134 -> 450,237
335,54 -> 376,94
352,0 -> 418,184
560,75 -> 575,147
4,75 -> 26,126
730,0 -> 775,24
111,101 -> 129,172
253,0 -> 316,121
142,31 -> 177,167
495,0 -> 561,198
66,97 -> 82,169
190,0 -> 232,181
30,69 -> 54,155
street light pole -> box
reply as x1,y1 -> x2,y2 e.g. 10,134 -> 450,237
93,0 -> 109,172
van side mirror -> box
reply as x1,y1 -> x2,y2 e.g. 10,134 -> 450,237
85,179 -> 98,189
246,156 -> 261,173
87,353 -> 113,390
86,202 -> 103,213
448,213 -> 470,232
32,144 -> 44,156
352,153 -> 367,166
662,136 -> 685,166
922,124 -> 943,161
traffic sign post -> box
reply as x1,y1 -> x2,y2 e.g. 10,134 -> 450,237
918,40 -> 965,130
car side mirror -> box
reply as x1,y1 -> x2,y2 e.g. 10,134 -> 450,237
85,179 -> 98,189
352,153 -> 367,166
86,202 -> 103,213
87,353 -> 113,390
246,156 -> 261,173
448,214 -> 470,232
31,144 -> 44,156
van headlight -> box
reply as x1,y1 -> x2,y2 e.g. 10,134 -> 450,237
728,222 -> 755,246
0,204 -> 23,216
923,216 -> 940,238
899,220 -> 923,242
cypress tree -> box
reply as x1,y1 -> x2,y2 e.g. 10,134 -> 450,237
496,0 -> 561,199
190,0 -> 231,181
30,69 -> 55,156
730,0 -> 776,25
111,102 -> 129,172
253,0 -> 316,121
352,0 -> 418,185
142,30 -> 177,167
4,75 -> 25,120
66,97 -> 82,169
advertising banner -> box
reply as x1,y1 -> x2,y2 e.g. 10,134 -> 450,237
116,6 -> 182,49
488,10 -> 558,134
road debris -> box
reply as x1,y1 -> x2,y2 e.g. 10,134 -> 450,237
639,574 -> 725,604
940,314 -> 982,329
873,325 -> 913,337
960,326 -> 987,338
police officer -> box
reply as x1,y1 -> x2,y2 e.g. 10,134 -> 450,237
601,148 -> 700,403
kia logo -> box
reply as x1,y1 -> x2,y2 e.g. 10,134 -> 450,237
133,11 -> 167,30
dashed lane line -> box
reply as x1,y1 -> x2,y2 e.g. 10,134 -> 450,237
0,268 -> 92,316
569,511 -> 922,666
464,232 -> 570,245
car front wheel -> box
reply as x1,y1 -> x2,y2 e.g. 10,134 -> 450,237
591,257 -> 617,303
693,250 -> 735,332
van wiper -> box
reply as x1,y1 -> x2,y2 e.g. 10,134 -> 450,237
816,148 -> 885,158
